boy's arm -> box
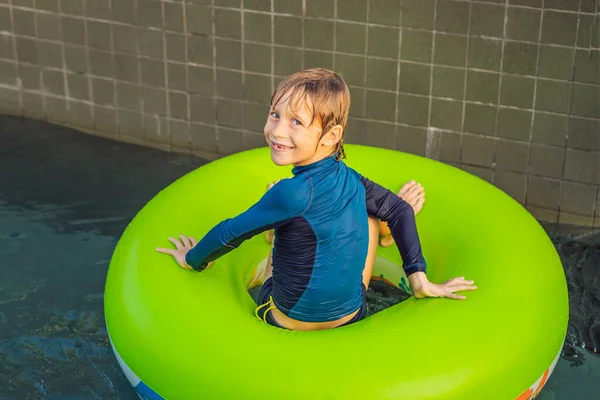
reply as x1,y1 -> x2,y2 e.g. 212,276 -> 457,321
185,179 -> 308,271
358,175 -> 426,276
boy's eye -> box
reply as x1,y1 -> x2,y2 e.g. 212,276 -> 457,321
270,112 -> 279,119
292,119 -> 303,126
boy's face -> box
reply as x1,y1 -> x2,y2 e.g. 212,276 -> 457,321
263,92 -> 325,167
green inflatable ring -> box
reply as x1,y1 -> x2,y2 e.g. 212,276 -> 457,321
105,145 -> 568,400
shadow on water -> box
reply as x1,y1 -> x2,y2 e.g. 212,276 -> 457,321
0,115 -> 598,399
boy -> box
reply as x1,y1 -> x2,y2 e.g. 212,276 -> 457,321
157,68 -> 477,331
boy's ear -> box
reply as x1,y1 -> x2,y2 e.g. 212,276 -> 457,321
321,125 -> 344,147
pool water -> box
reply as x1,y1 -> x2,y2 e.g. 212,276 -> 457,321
1,115 -> 598,399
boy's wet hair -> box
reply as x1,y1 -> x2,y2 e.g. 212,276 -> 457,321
270,68 -> 350,160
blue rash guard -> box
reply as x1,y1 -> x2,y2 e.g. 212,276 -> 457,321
185,155 -> 426,322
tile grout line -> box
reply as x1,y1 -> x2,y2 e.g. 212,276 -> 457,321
161,0 -> 170,149
360,0 -> 369,144
556,0 -> 584,224
489,0 -> 506,186
7,0 -> 23,113
523,0 -> 546,216
426,0 -> 439,159
181,0 -> 193,153
135,0 -> 145,139
458,0 -> 468,166
331,0 -> 336,70
108,0 -> 118,137
393,0 -> 403,152
211,0 -> 220,156
270,0 -> 275,92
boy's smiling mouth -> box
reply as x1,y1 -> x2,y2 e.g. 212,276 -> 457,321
270,140 -> 294,151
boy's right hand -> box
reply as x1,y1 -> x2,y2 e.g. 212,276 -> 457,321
156,235 -> 206,270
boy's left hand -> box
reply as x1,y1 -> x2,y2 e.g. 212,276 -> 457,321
156,235 -> 213,270
408,272 -> 477,300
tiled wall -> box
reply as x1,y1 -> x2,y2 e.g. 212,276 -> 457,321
0,0 -> 599,226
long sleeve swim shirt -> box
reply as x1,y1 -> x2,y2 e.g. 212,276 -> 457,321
185,155 -> 426,322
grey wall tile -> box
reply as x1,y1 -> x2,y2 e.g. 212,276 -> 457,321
367,59 -> 398,91
64,45 -> 87,74
564,149 -> 600,184
500,75 -> 534,109
137,0 -> 163,29
336,22 -> 366,54
16,37 -> 38,64
274,16 -> 302,47
187,65 -> 212,95
364,121 -> 395,149
164,2 -> 185,32
216,98 -> 244,128
166,33 -> 185,62
462,135 -> 495,167
559,212 -> 593,227
545,0 -> 579,11
68,101 -> 93,129
464,103 -> 497,135
395,125 -> 427,156
114,54 -> 139,83
567,117 -> 600,151
37,41 -> 62,68
139,28 -> 164,59
62,17 -> 85,46
398,62 -> 429,95
366,90 -> 396,122
306,0 -> 334,18
188,35 -> 213,66
274,0 -> 301,14
335,54 -> 365,87
215,39 -> 241,69
116,109 -> 138,135
468,37 -> 502,71
140,58 -> 165,87
305,19 -> 334,51
45,96 -> 69,122
245,12 -> 271,43
494,171 -> 527,203
274,47 -> 302,76
397,93 -> 429,126
87,21 -> 112,51
67,73 -> 90,101
470,3 -> 505,38
13,9 -> 36,37
495,139 -> 529,173
167,62 -> 187,91
141,86 -> 166,115
571,84 -> 600,119
436,0 -> 469,35
116,82 -> 141,111
92,77 -> 115,106
168,91 -> 188,120
170,119 -> 191,150
538,46 -> 574,80
244,0 -> 270,12
535,80 -> 571,114
42,69 -> 64,96
218,126 -> 246,155
187,4 -> 212,35
368,26 -> 399,58
466,71 -> 499,104
574,50 -> 599,85
190,94 -> 215,124
215,8 -> 241,39
338,0 -> 368,23
433,33 -> 467,67
430,99 -> 462,131
578,15 -> 600,49
503,41 -> 537,76
86,0 -> 110,19
529,144 -> 565,178
532,113 -> 567,146
497,108 -> 531,140
18,64 -> 41,90
506,6 -> 540,42
36,13 -> 61,41
400,30 -> 433,63
528,176 -> 560,209
461,164 -> 493,182
244,43 -> 271,73
0,61 -> 17,86
216,69 -> 243,99
244,73 -> 271,103
88,49 -> 114,78
349,88 -> 365,117
370,0 -> 401,26
432,66 -> 464,100
245,103 -> 268,132
112,0 -> 136,24
61,0 -> 84,16
541,11 -> 577,46
112,25 -> 138,54
561,182 -> 597,216
303,50 -> 333,69
402,0 -> 435,30
437,131 -> 462,162
191,123 -> 218,153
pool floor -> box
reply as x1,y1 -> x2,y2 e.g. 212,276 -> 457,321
0,115 -> 598,399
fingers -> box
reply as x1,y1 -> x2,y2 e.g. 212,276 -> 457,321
179,234 -> 192,248
168,237 -> 183,250
156,247 -> 174,255
190,236 -> 198,246
445,293 -> 466,300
